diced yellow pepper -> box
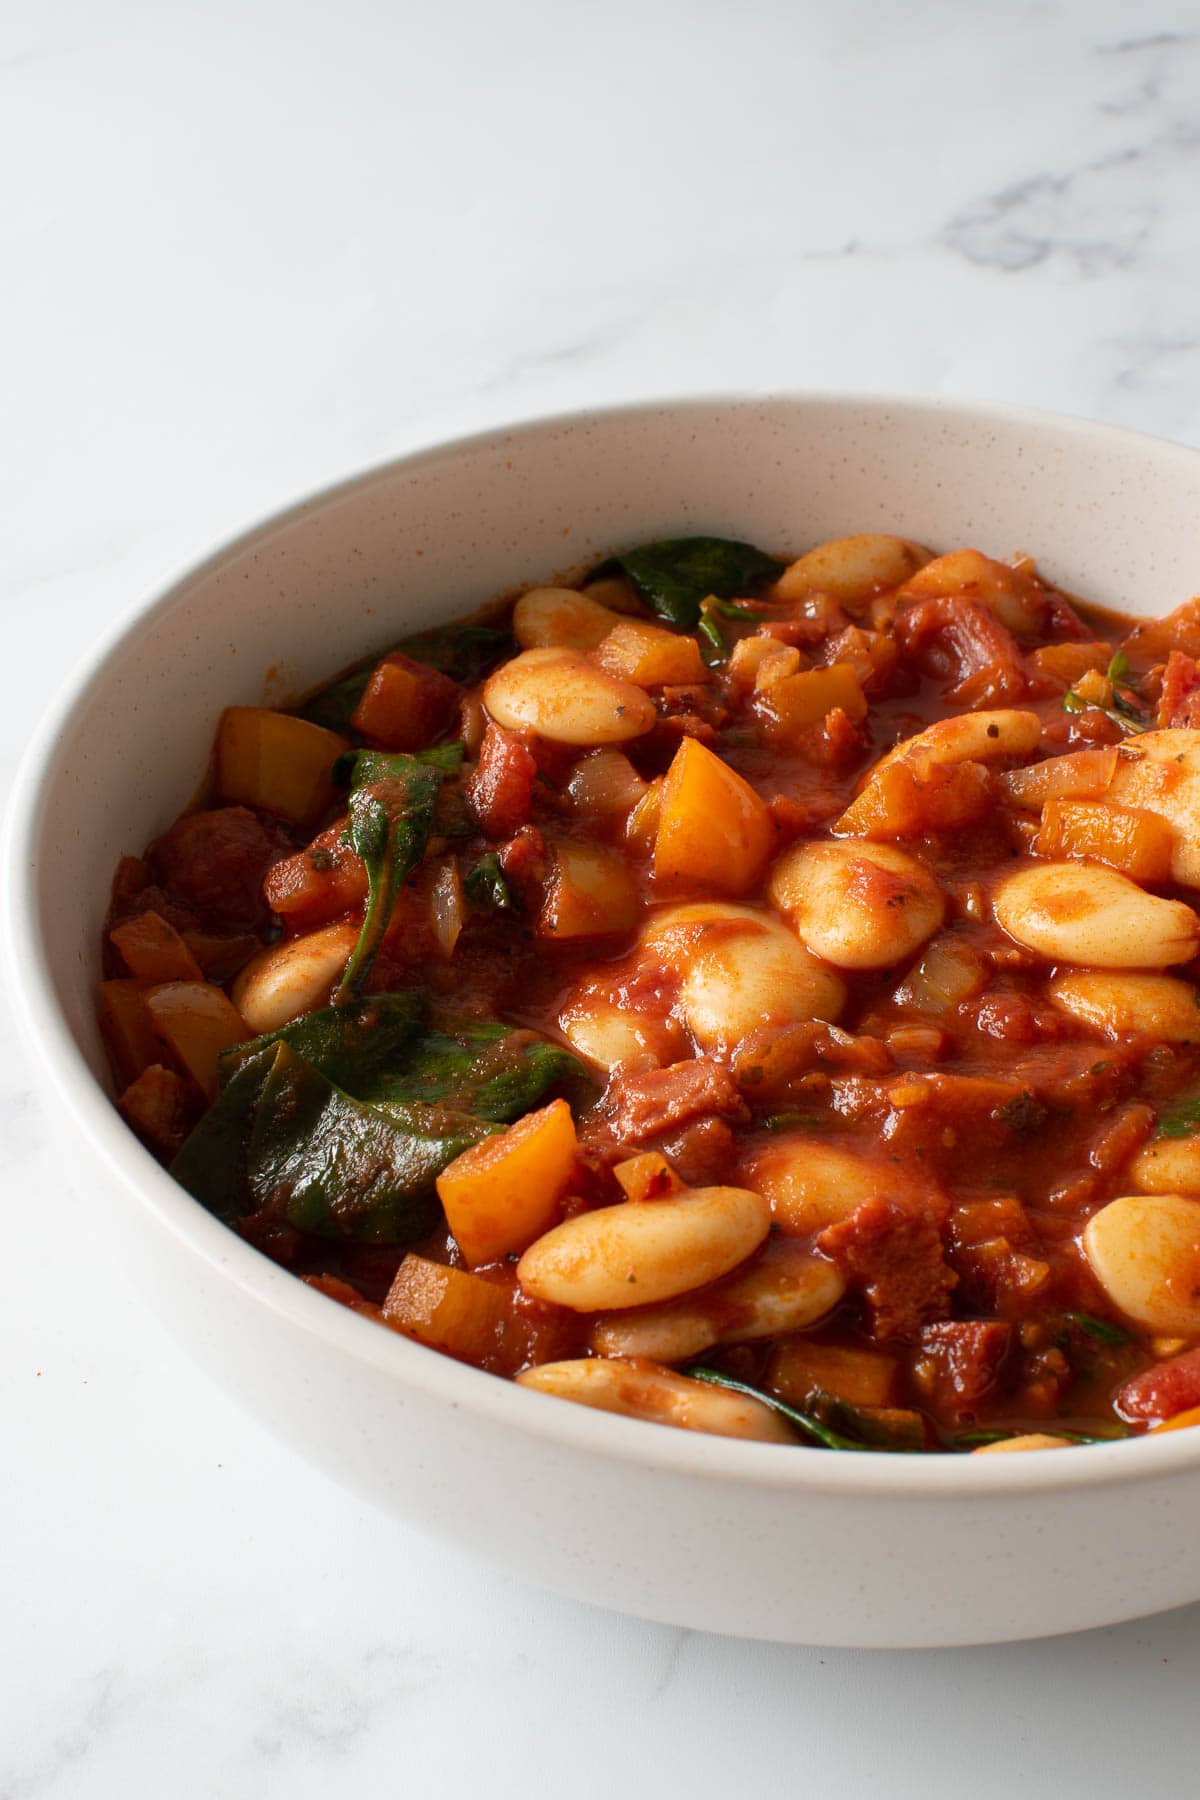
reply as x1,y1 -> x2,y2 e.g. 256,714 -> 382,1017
653,737 -> 772,894
437,1099 -> 578,1266
215,707 -> 350,827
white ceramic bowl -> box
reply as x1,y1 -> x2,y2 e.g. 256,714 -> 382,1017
9,395 -> 1200,1649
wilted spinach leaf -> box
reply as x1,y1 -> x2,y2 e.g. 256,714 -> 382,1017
1156,1095 -> 1200,1138
604,536 -> 783,629
334,751 -> 451,1002
170,1048 -> 277,1223
464,851 -> 515,913
394,623 -> 513,683
244,1043 -> 494,1243
219,993 -> 427,1093
687,1367 -> 927,1452
365,1017 -> 586,1122
173,1041 -> 498,1245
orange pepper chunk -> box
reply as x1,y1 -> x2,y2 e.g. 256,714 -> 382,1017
437,1098 -> 578,1266
109,910 -> 203,982
382,1256 -> 522,1368
592,619 -> 707,687
767,1339 -> 898,1409
215,708 -> 350,827
653,737 -> 772,894
1150,1404 -> 1200,1434
612,1152 -> 686,1203
755,662 -> 867,747
98,980 -> 161,1087
349,653 -> 459,751
1034,798 -> 1174,883
144,981 -> 248,1100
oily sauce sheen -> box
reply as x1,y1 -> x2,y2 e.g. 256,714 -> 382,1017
100,534 -> 1200,1454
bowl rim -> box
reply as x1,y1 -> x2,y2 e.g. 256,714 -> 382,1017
8,387 -> 1200,1500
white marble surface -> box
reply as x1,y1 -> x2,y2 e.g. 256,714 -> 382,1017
5,1 -> 1200,1793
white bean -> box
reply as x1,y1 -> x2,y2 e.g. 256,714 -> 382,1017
740,1137 -> 928,1235
768,840 -> 944,970
678,920 -> 846,1052
875,708 -> 1043,775
972,1434 -> 1072,1454
230,920 -> 359,1033
775,534 -> 931,602
640,902 -> 766,968
1049,971 -> 1200,1042
557,995 -> 688,1072
898,549 -> 1044,638
516,1357 -> 794,1442
1107,729 -> 1200,888
517,1185 -> 770,1311
1082,1193 -> 1200,1334
512,586 -> 619,651
1129,1138 -> 1200,1196
483,647 -> 656,745
993,862 -> 1200,968
589,1237 -> 844,1361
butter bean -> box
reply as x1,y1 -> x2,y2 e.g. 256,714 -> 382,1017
769,840 -> 944,970
512,586 -> 619,651
875,708 -> 1042,774
774,534 -> 931,602
972,1434 -> 1072,1454
484,647 -> 656,745
740,1137 -> 929,1235
1107,728 -> 1200,887
1082,1193 -> 1200,1334
994,863 -> 1199,968
1129,1138 -> 1200,1196
1049,971 -> 1200,1042
516,1357 -> 794,1442
589,1238 -> 844,1361
557,995 -> 688,1072
230,921 -> 359,1033
517,1185 -> 770,1312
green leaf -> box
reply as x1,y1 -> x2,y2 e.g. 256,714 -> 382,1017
696,599 -> 727,667
1058,1422 -> 1134,1443
169,1048 -> 277,1223
334,752 -> 449,1002
351,743 -> 465,784
954,1422 -> 1131,1449
364,1017 -> 587,1122
177,1013 -> 586,1242
222,993 -> 582,1122
392,623 -> 513,684
243,1043 -> 495,1243
685,1368 -> 927,1452
760,1110 -> 828,1132
608,536 -> 783,630
810,1392 -> 928,1452
219,993 -> 427,1094
1106,649 -> 1131,686
1062,684 -> 1149,735
1156,1096 -> 1200,1138
464,851 -> 514,912
1061,1311 -> 1132,1348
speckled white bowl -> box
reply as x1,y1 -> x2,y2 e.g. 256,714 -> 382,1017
8,396 -> 1200,1647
